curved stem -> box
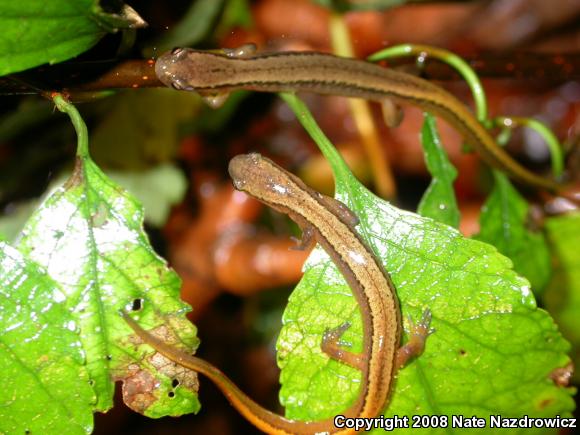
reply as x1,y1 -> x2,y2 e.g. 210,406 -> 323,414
494,116 -> 564,178
369,44 -> 564,179
369,44 -> 488,124
279,93 -> 353,184
51,93 -> 89,158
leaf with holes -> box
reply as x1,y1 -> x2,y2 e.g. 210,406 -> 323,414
0,242 -> 94,434
16,154 -> 200,415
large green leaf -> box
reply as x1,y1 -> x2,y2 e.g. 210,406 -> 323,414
0,242 -> 95,434
544,212 -> 580,379
276,95 -> 573,433
417,113 -> 460,228
278,174 -> 573,431
16,153 -> 199,414
475,171 -> 551,292
0,0 -> 145,76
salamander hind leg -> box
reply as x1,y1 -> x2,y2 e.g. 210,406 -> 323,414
314,192 -> 360,227
395,309 -> 433,371
290,224 -> 317,251
321,322 -> 365,372
381,98 -> 404,128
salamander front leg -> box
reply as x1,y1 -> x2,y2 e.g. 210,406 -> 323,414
199,44 -> 259,108
321,322 -> 365,372
222,43 -> 257,58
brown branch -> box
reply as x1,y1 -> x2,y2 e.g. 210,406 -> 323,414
422,51 -> 580,82
71,59 -> 161,91
0,59 -> 161,96
1,51 -> 579,97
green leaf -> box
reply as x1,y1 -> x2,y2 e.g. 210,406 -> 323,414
16,155 -> 200,414
274,95 -> 573,428
543,212 -> 580,378
216,0 -> 253,37
107,163 -> 188,228
278,170 -> 573,428
90,89 -> 201,169
0,161 -> 186,240
417,113 -> 460,228
474,171 -> 551,292
0,0 -> 146,76
0,242 -> 95,434
190,90 -> 250,133
0,200 -> 36,242
142,0 -> 225,58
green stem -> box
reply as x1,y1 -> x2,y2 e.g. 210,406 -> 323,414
369,44 -> 488,123
279,93 -> 352,182
369,43 -> 564,179
494,116 -> 564,177
52,93 -> 89,158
